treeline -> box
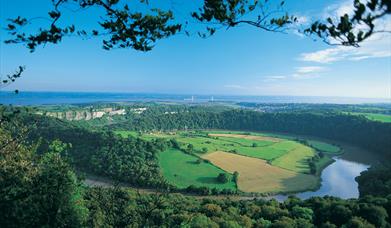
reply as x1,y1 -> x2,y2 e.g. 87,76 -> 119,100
4,111 -> 237,194
108,109 -> 391,160
12,113 -> 170,188
2,107 -> 391,227
356,166 -> 391,198
81,187 -> 391,227
3,124 -> 390,227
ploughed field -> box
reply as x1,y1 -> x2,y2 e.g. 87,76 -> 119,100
117,130 -> 341,194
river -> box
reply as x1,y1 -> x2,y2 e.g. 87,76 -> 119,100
84,141 -> 379,201
271,142 -> 379,201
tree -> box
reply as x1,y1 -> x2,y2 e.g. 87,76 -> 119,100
233,171 -> 239,184
356,166 -> 391,197
5,0 -> 388,53
170,138 -> 180,149
344,216 -> 375,228
291,206 -> 314,221
34,147 -> 88,227
0,127 -> 87,227
305,0 -> 391,47
0,66 -> 25,93
189,214 -> 218,228
217,173 -> 229,183
5,0 -> 181,52
187,144 -> 194,153
0,128 -> 37,227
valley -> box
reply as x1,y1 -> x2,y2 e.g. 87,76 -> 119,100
117,130 -> 341,194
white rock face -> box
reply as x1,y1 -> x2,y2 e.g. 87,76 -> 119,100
130,108 -> 147,114
41,108 -> 127,121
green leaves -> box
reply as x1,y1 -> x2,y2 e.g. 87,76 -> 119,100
48,10 -> 61,19
5,0 -> 181,52
98,8 -> 181,51
191,0 -> 294,37
305,0 -> 390,46
0,66 -> 25,90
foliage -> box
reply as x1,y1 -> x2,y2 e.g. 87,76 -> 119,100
0,127 -> 87,228
83,187 -> 391,227
305,0 -> 391,46
5,0 -> 181,52
191,0 -> 297,36
5,0 -> 389,53
348,112 -> 391,123
0,66 -> 25,92
1,106 -> 391,226
216,173 -> 229,183
108,108 -> 391,161
13,112 -> 170,188
356,166 -> 391,197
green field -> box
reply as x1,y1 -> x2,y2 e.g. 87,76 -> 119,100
346,112 -> 391,123
175,135 -> 288,160
271,144 -> 315,173
307,140 -> 341,154
158,148 -> 236,190
117,130 -> 339,193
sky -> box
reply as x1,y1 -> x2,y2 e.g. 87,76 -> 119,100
0,0 -> 390,99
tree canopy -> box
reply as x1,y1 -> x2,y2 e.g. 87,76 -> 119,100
4,0 -> 390,53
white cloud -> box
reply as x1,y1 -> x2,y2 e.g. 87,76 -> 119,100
324,0 -> 354,18
223,84 -> 245,89
262,75 -> 287,82
292,66 -> 327,79
300,48 -> 345,63
300,0 -> 391,64
300,33 -> 391,63
295,66 -> 325,74
260,67 -> 326,81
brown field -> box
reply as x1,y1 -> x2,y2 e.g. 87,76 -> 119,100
202,151 -> 318,193
208,133 -> 282,142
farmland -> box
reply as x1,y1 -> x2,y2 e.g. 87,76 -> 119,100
345,112 -> 391,123
271,144 -> 315,173
203,151 -> 318,193
117,130 -> 342,194
158,149 -> 236,190
307,140 -> 342,154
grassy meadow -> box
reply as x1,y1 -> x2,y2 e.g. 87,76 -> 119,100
307,140 -> 342,154
158,148 -> 236,190
345,112 -> 391,123
271,144 -> 315,173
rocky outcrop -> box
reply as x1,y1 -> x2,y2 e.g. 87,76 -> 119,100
40,108 -> 126,121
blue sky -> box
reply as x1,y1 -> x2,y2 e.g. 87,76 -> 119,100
1,0 -> 390,98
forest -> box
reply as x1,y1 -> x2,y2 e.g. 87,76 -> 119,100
1,102 -> 391,227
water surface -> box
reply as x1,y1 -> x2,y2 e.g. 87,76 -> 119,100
271,141 -> 381,201
273,158 -> 370,201
1,91 -> 389,105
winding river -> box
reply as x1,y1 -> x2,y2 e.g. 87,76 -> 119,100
272,158 -> 370,201
272,142 -> 379,201
84,139 -> 379,201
